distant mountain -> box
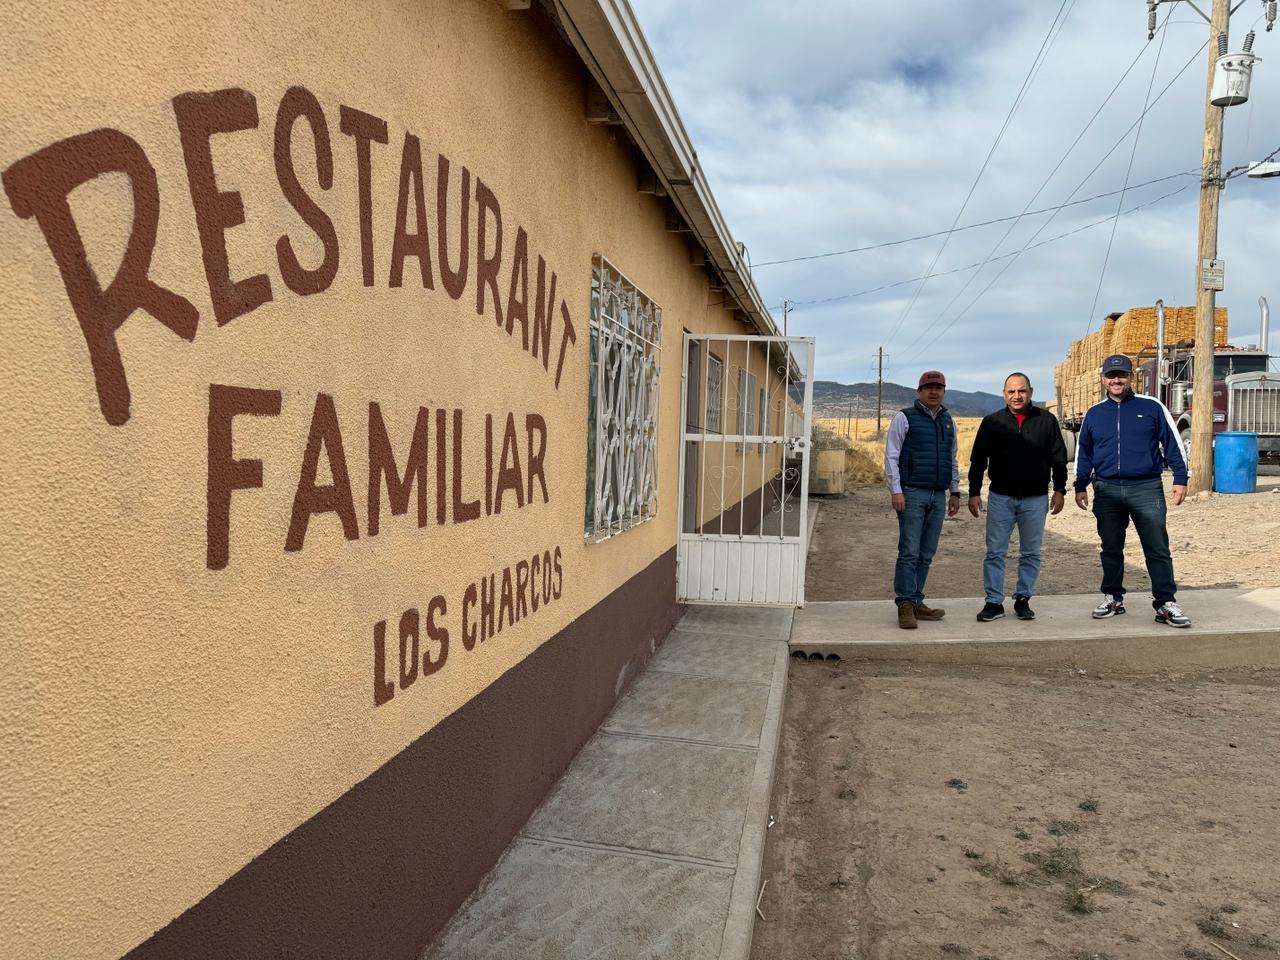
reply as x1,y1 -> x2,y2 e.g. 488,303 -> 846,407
812,380 -> 1007,419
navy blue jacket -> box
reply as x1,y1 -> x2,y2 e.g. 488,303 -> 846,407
1074,391 -> 1189,492
899,402 -> 956,491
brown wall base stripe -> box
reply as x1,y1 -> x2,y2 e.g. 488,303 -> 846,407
122,548 -> 680,960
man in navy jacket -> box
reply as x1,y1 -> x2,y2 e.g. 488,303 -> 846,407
1073,354 -> 1191,627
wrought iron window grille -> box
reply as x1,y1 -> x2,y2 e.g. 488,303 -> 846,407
585,255 -> 662,542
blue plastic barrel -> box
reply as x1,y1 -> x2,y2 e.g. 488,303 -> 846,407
1213,431 -> 1258,494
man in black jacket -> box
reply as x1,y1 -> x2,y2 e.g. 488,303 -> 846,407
967,372 -> 1068,622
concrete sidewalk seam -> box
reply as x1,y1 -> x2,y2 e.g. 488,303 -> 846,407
597,729 -> 759,753
644,667 -> 773,686
599,726 -> 763,750
716,642 -> 790,960
663,629 -> 787,645
517,834 -> 737,873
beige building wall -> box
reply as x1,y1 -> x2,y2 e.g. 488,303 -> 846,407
0,2 -> 770,958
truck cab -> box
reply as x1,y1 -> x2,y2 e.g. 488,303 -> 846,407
1134,347 -> 1277,461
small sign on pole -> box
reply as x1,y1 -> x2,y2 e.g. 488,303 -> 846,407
1201,258 -> 1226,291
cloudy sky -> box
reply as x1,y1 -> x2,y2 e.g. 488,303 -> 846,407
629,0 -> 1280,394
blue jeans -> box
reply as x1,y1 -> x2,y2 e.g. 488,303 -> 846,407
894,487 -> 947,605
983,492 -> 1049,604
1092,478 -> 1177,606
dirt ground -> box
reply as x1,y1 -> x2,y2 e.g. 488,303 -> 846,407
750,659 -> 1280,960
806,476 -> 1280,605
749,473 -> 1280,959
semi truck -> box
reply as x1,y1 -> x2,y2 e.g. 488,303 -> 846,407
1054,299 -> 1279,464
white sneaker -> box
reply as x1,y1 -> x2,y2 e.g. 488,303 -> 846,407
1092,596 -> 1126,619
1154,601 -> 1191,628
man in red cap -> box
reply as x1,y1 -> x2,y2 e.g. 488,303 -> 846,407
884,370 -> 961,629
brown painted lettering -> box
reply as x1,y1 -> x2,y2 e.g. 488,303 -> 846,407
493,412 -> 524,514
338,105 -> 389,287
274,85 -> 339,295
451,409 -> 481,523
474,178 -> 503,327
286,393 -> 359,551
530,554 -> 541,612
206,384 -> 282,570
398,608 -> 420,689
389,133 -> 435,289
373,620 -> 395,706
515,560 -> 529,622
2,128 -> 199,426
436,154 -> 470,299
480,573 -> 496,641
531,255 -> 555,371
552,545 -> 563,599
542,549 -> 553,604
498,566 -> 515,630
462,583 -> 478,651
556,301 -> 576,389
484,413 -> 493,516
173,88 -> 273,326
424,595 -> 448,676
367,402 -> 431,535
434,407 -> 447,525
505,226 -> 529,348
525,413 -> 548,505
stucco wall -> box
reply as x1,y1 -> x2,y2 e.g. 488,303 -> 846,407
0,1 -> 761,956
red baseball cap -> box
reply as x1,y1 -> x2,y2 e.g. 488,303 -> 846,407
918,370 -> 946,388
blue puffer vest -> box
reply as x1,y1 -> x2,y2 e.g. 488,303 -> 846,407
900,401 -> 954,491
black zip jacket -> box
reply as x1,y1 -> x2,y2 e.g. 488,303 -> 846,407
968,404 -> 1068,499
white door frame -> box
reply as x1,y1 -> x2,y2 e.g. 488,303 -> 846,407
676,334 -> 815,607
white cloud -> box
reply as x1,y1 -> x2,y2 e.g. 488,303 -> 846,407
630,0 -> 1280,394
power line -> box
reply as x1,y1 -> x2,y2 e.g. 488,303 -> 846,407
1225,140 -> 1280,179
879,0 -> 1075,353
893,6 -> 1179,364
1084,5 -> 1172,336
892,34 -> 1211,370
751,171 -> 1197,267
894,184 -> 1193,369
790,183 -> 1191,312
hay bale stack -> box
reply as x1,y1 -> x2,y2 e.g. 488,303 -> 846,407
1110,306 -> 1228,355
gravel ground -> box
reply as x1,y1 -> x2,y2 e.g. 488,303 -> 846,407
806,476 -> 1280,606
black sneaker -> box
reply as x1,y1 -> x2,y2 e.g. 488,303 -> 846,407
1013,596 -> 1035,620
976,602 -> 1005,622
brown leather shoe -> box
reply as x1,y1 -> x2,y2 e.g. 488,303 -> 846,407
914,602 -> 945,621
897,601 -> 918,630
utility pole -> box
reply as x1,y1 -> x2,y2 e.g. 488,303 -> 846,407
1150,0 -> 1273,491
782,299 -> 792,337
846,397 -> 853,439
876,346 -> 884,436
1189,0 -> 1231,494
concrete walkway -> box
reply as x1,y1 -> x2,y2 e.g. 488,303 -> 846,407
791,586 -> 1280,671
423,604 -> 792,960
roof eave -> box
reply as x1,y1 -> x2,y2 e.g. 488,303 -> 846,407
549,0 -> 779,337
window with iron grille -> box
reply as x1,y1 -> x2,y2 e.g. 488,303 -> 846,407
585,256 -> 662,541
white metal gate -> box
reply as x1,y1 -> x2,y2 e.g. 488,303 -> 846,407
676,334 -> 815,606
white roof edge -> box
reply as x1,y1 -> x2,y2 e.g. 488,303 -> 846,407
549,0 -> 780,337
